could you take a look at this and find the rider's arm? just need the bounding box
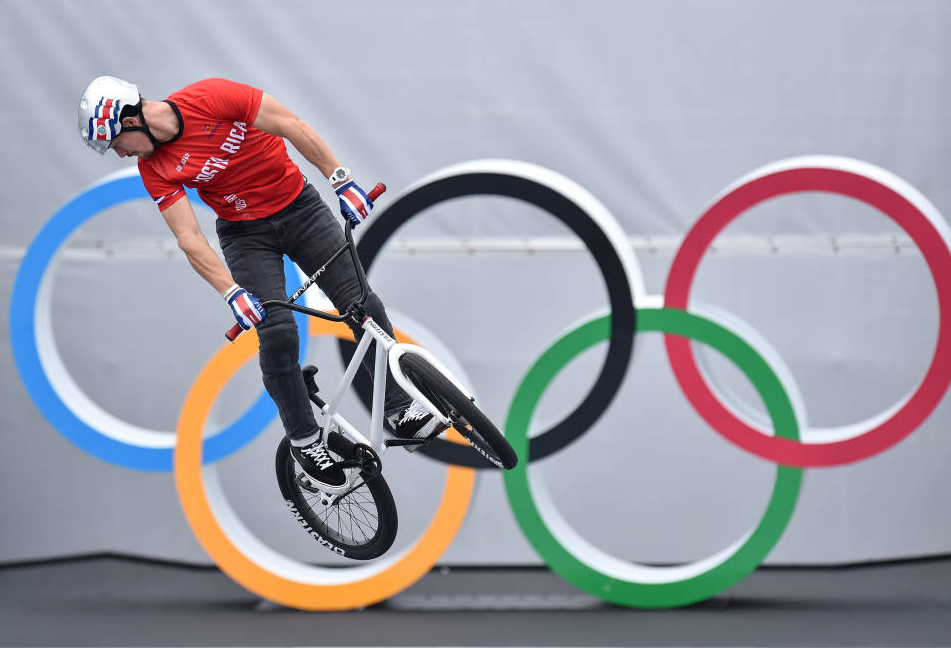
[252,93,345,184]
[159,194,235,295]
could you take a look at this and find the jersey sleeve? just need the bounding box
[200,78,264,126]
[138,159,186,211]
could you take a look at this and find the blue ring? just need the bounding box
[10,171,307,471]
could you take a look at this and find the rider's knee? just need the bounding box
[257,309,300,374]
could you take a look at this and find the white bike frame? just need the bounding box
[226,198,479,498]
[312,314,474,495]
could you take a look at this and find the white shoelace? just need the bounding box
[301,444,335,470]
[400,400,431,423]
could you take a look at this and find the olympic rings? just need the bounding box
[174,318,477,610]
[351,159,645,467]
[16,156,950,610]
[9,168,299,470]
[503,307,802,608]
[664,156,951,467]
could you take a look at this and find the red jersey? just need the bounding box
[138,78,304,220]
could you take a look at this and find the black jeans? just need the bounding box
[216,183,411,442]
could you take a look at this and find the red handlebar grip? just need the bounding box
[368,183,386,201]
[225,323,243,342]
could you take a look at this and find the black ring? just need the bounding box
[339,170,637,468]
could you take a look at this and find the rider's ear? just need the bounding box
[119,102,143,129]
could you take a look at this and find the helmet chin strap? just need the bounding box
[122,100,182,148]
[122,103,160,147]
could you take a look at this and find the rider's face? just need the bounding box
[110,129,154,159]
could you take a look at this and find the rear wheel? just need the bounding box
[398,353,518,470]
[276,432,398,560]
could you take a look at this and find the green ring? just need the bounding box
[502,307,802,608]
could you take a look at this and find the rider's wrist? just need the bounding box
[222,283,241,301]
[327,166,351,187]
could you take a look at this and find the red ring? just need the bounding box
[664,163,951,466]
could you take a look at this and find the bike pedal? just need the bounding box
[403,439,427,453]
[392,422,451,453]
[384,438,427,448]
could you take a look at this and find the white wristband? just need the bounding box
[222,283,240,300]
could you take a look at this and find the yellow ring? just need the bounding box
[174,318,476,610]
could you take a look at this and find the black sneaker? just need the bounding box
[290,435,347,490]
[388,401,443,440]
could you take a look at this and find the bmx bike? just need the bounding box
[225,183,517,560]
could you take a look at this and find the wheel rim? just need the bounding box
[285,451,385,551]
[402,362,506,466]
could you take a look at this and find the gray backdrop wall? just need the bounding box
[2,0,950,568]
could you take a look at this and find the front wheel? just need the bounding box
[398,353,518,470]
[275,432,398,560]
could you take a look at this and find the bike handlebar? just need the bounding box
[225,182,386,342]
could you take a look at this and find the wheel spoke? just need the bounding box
[291,478,382,547]
[282,435,397,558]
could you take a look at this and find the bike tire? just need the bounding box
[398,352,518,470]
[275,432,398,560]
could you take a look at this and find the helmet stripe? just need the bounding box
[88,98,123,141]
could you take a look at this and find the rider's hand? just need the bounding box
[223,284,267,330]
[335,180,373,227]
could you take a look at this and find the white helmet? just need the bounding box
[78,76,141,154]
